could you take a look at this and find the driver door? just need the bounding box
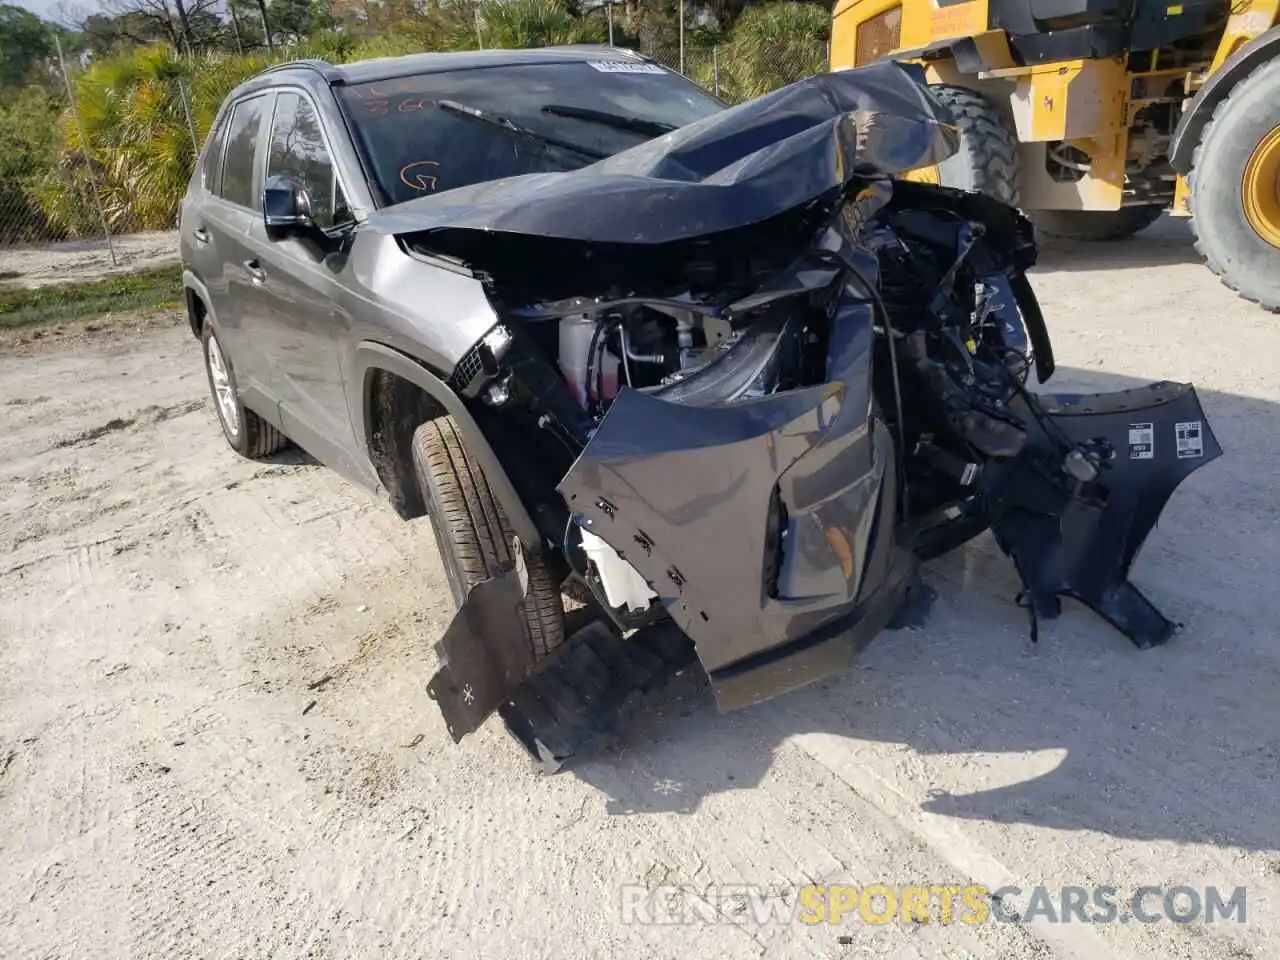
[241,89,361,475]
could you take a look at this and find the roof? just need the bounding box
[262,45,652,88]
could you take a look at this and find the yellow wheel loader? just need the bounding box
[830,0,1280,309]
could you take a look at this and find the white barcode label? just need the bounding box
[587,60,666,74]
[1175,420,1204,459]
[1128,423,1154,460]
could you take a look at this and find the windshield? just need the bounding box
[337,60,725,206]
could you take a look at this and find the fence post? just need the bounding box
[679,0,685,74]
[178,77,199,156]
[713,46,720,97]
[475,8,484,48]
[55,32,116,266]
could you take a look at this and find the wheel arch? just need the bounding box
[352,341,541,550]
[182,269,213,340]
[1170,25,1280,175]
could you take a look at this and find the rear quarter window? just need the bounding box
[200,109,230,195]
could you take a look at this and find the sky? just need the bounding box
[11,0,88,25]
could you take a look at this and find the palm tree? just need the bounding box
[468,0,604,50]
[718,2,829,102]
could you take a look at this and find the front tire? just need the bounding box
[411,416,566,659]
[1032,205,1164,241]
[201,324,287,459]
[1188,56,1280,312]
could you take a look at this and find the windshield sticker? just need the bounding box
[587,60,666,74]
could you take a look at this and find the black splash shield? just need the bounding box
[985,380,1223,647]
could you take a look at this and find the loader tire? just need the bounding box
[929,84,1021,207]
[1032,205,1164,241]
[1187,56,1280,312]
[411,416,565,659]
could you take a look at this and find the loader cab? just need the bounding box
[835,0,1228,66]
[989,0,1228,63]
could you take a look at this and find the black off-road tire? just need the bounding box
[1187,57,1280,312]
[200,324,288,459]
[411,416,565,658]
[1033,206,1164,241]
[929,84,1021,207]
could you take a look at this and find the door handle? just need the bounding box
[243,259,266,284]
[192,225,210,244]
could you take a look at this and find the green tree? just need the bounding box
[469,0,604,50]
[0,4,54,94]
[0,84,62,242]
[269,0,332,42]
[717,1,829,101]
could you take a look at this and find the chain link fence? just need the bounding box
[642,44,728,100]
[0,38,202,287]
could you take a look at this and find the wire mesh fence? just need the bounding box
[0,43,204,285]
[641,44,727,100]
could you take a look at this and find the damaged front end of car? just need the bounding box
[368,61,1221,752]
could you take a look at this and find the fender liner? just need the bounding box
[182,269,214,339]
[1169,25,1280,175]
[351,340,541,551]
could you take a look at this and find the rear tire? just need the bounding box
[201,324,287,459]
[1187,56,1280,312]
[1032,206,1164,241]
[929,84,1021,206]
[411,416,565,659]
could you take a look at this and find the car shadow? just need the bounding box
[1032,215,1202,273]
[564,365,1280,854]
[260,445,321,467]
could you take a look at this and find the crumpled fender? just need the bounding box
[556,287,918,705]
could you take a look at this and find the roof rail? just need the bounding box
[259,58,342,82]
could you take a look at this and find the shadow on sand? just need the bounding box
[564,363,1280,856]
[1033,215,1202,273]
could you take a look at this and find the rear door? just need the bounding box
[202,91,277,402]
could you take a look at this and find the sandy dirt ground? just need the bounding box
[0,231,178,288]
[1,217,1278,960]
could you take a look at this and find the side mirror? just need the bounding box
[263,175,314,240]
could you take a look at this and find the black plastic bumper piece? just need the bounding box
[498,620,698,770]
[986,380,1222,649]
[426,570,539,743]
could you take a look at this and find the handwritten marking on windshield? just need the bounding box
[397,97,433,114]
[400,160,440,192]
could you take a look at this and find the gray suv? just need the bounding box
[182,47,1219,763]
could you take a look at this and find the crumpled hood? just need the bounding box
[361,60,959,246]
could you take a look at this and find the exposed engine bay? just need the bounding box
[456,182,1053,623]
[372,62,1222,752]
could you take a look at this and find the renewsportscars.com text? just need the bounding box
[620,883,1247,926]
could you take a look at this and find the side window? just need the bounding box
[266,92,352,230]
[201,109,229,195]
[219,94,271,210]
